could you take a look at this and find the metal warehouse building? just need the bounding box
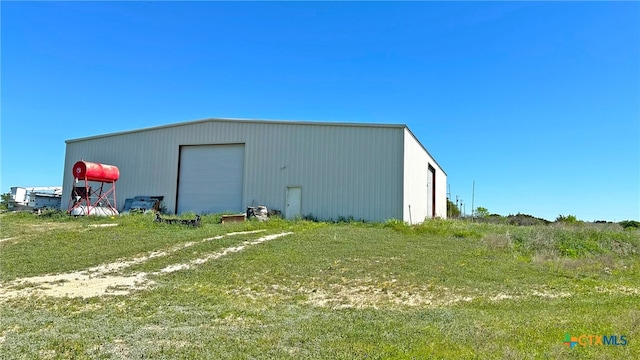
[62,118,447,223]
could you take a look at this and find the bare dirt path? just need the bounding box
[0,230,292,300]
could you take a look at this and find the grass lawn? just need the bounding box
[1,212,639,359]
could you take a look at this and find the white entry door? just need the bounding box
[286,187,301,219]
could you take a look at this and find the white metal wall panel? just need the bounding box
[403,129,429,224]
[402,128,447,223]
[177,144,244,214]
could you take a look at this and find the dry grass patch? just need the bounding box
[482,233,513,250]
[305,282,474,309]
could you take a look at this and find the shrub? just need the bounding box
[475,213,549,226]
[0,192,9,210]
[556,214,579,224]
[508,213,550,226]
[447,199,461,218]
[475,207,490,218]
[619,220,640,230]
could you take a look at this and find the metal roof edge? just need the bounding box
[402,126,447,176]
[65,117,407,143]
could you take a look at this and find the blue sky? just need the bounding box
[2,1,638,221]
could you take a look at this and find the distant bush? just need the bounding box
[508,213,550,226]
[475,207,490,218]
[475,213,549,226]
[619,220,640,230]
[0,192,9,210]
[556,214,579,224]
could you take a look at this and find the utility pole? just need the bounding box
[447,184,451,218]
[471,181,475,219]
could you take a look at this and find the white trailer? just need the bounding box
[9,186,62,210]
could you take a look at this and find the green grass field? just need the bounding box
[1,212,639,359]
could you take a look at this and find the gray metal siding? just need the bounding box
[244,123,404,222]
[63,121,404,222]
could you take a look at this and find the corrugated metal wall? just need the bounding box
[402,128,447,223]
[62,120,405,222]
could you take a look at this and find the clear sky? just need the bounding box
[2,1,639,221]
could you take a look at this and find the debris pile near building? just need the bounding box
[154,213,201,227]
[247,206,269,221]
[218,206,272,224]
[122,196,164,214]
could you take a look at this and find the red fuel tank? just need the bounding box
[72,161,120,182]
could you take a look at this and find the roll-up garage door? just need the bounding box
[177,144,244,214]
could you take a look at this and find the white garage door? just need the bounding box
[177,144,244,214]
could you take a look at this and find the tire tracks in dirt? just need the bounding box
[0,230,292,300]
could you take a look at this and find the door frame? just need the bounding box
[285,186,302,219]
[428,164,436,218]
